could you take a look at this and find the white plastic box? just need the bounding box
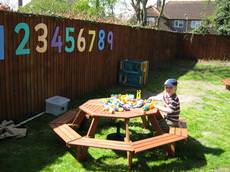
[46,96,70,116]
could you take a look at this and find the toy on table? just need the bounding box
[100,90,155,114]
[142,99,155,111]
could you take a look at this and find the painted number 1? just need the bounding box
[0,25,4,60]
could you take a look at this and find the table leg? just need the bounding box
[77,116,100,161]
[148,114,162,135]
[124,119,133,168]
[141,116,150,129]
[87,116,100,137]
[69,110,85,129]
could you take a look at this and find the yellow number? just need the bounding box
[77,28,86,52]
[88,30,96,52]
[35,23,48,53]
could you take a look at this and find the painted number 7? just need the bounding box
[88,30,96,52]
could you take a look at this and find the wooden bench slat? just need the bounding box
[52,124,73,143]
[176,127,182,136]
[132,133,173,146]
[169,127,176,134]
[51,123,81,143]
[132,134,180,149]
[133,135,184,153]
[69,137,133,151]
[180,128,188,137]
[50,110,77,124]
[169,127,188,138]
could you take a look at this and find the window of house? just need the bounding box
[173,20,184,28]
[191,21,201,29]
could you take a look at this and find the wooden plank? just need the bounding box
[132,134,175,146]
[51,123,81,143]
[180,128,188,138]
[69,137,133,151]
[87,116,100,138]
[50,109,78,124]
[133,135,184,153]
[148,115,162,135]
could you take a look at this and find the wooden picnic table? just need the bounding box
[50,98,188,168]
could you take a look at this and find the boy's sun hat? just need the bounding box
[164,79,178,87]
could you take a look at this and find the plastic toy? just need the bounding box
[101,92,154,114]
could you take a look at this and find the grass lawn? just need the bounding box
[0,60,230,172]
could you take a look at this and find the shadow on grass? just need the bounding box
[0,115,68,172]
[79,136,224,172]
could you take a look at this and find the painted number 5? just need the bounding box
[35,23,48,53]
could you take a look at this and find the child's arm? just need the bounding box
[148,94,163,101]
[155,104,174,114]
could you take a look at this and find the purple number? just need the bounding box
[51,26,62,53]
[107,31,113,50]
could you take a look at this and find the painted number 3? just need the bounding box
[35,23,48,53]
[14,23,114,56]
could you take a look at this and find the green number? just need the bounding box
[14,23,30,55]
[65,27,75,53]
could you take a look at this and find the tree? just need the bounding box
[156,0,166,29]
[214,0,230,35]
[131,0,148,26]
[194,1,230,35]
[19,0,117,18]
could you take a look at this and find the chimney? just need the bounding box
[157,0,162,9]
[18,0,23,7]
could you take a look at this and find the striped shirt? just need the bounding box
[163,93,180,122]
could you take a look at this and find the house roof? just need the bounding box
[147,1,215,20]
[147,5,160,17]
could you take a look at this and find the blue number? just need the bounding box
[65,27,75,53]
[0,25,4,60]
[98,29,105,51]
[14,23,30,55]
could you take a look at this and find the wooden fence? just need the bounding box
[0,11,229,121]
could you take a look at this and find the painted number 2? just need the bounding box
[14,23,30,55]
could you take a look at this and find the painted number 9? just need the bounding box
[107,31,113,50]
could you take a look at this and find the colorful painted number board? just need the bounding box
[10,22,113,56]
[0,25,4,60]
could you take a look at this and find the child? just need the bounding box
[149,79,180,133]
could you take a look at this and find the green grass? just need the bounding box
[0,60,230,172]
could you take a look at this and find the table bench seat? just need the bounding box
[132,133,186,153]
[50,109,78,125]
[68,137,134,151]
[50,123,82,143]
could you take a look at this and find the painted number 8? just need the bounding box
[98,29,105,51]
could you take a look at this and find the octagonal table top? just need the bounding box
[79,98,158,119]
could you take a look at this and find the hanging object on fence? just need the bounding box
[119,59,149,88]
